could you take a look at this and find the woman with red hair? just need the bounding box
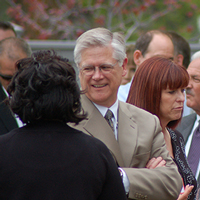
[127,56,197,200]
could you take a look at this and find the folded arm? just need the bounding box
[123,116,182,200]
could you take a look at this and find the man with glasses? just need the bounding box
[177,50,200,188]
[0,37,31,135]
[71,27,182,200]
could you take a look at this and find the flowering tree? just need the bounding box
[6,0,200,41]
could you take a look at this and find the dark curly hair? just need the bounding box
[6,50,87,124]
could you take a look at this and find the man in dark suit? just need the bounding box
[71,27,182,200]
[177,51,200,185]
[0,37,31,135]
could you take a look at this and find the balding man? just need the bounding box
[0,37,32,135]
[0,21,16,41]
[118,30,174,102]
[177,51,200,186]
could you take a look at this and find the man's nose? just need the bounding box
[187,79,192,89]
[92,67,103,80]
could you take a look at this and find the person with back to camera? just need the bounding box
[0,50,127,200]
[127,56,197,200]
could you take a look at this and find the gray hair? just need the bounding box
[74,27,126,67]
[0,37,32,60]
[191,50,200,61]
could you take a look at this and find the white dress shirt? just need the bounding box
[93,99,130,194]
[117,81,131,102]
[185,114,200,180]
[2,86,24,128]
[93,100,118,140]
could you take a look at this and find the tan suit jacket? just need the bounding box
[70,95,182,200]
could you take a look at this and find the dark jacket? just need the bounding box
[176,113,200,186]
[0,84,18,135]
[0,120,126,200]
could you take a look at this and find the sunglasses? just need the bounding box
[0,73,13,81]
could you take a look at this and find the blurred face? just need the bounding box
[121,64,135,85]
[186,58,200,115]
[0,53,27,90]
[0,29,16,41]
[159,87,185,127]
[79,45,127,107]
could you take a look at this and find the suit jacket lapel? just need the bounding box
[81,95,125,167]
[182,114,196,143]
[118,101,138,167]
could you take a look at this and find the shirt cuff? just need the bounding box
[118,167,130,194]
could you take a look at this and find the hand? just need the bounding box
[146,157,166,169]
[177,185,194,200]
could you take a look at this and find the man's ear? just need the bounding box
[122,57,127,77]
[175,54,184,66]
[133,50,144,67]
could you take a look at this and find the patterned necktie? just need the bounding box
[104,109,114,132]
[187,120,200,175]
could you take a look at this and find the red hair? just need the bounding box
[126,56,189,129]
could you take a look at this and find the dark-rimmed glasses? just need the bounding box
[79,61,118,76]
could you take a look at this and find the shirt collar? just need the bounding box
[196,114,200,123]
[2,86,8,97]
[93,100,119,120]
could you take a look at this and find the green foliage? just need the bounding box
[1,0,200,43]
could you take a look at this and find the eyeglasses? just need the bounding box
[80,62,118,76]
[0,73,13,81]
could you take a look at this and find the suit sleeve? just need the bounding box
[123,116,182,200]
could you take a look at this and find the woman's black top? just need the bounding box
[168,128,197,200]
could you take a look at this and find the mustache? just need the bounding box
[186,88,194,96]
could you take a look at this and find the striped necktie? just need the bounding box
[104,109,114,132]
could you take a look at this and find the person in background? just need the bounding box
[127,56,197,200]
[0,37,32,135]
[0,50,127,200]
[118,30,174,102]
[176,50,200,187]
[191,50,200,60]
[0,21,16,41]
[168,31,192,117]
[168,31,191,69]
[71,27,182,200]
[121,44,136,85]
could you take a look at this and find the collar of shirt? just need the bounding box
[1,85,24,128]
[185,114,200,155]
[188,114,200,142]
[185,114,200,179]
[2,86,8,96]
[93,100,119,140]
[93,100,118,121]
